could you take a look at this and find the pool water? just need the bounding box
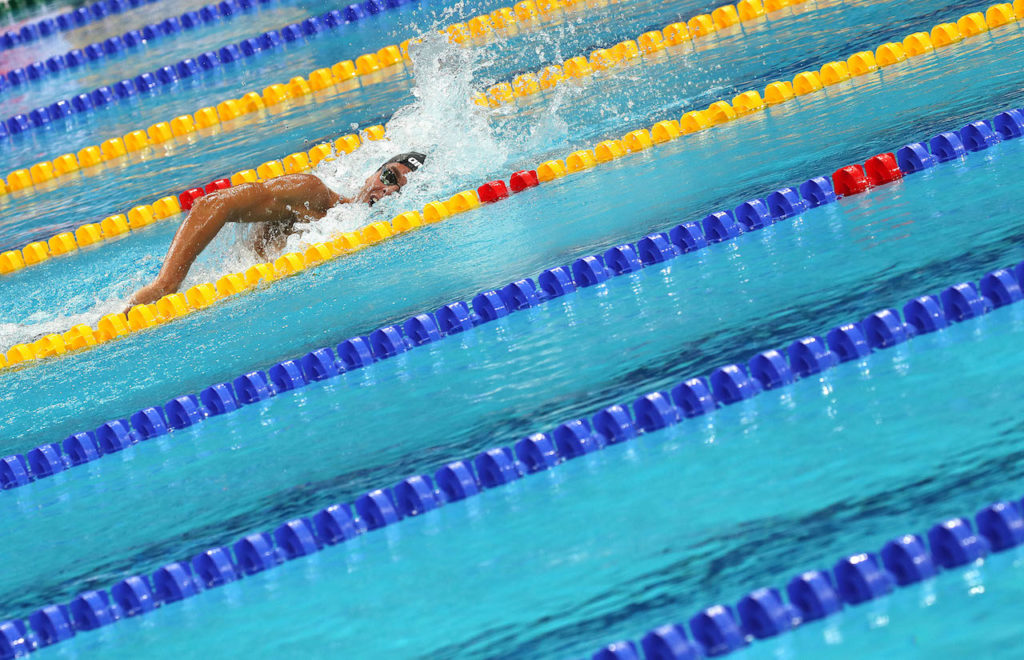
[6,1,1024,443]
[0,0,994,247]
[2,0,1024,656]
[32,298,1024,657]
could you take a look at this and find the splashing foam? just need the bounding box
[270,31,509,255]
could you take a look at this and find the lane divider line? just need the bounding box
[473,0,818,107]
[0,0,151,52]
[0,0,627,198]
[588,496,1024,658]
[3,255,1022,656]
[0,0,287,90]
[1,0,1010,281]
[3,105,1021,491]
[0,0,801,270]
[1,0,1019,367]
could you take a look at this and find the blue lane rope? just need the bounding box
[3,107,1023,490]
[2,254,1023,655]
[0,0,166,53]
[0,0,289,93]
[0,0,418,143]
[588,499,1023,659]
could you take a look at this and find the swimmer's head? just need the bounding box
[356,151,426,207]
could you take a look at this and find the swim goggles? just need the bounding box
[379,166,400,187]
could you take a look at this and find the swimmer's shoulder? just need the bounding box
[197,180,288,224]
[264,173,347,208]
[210,174,347,216]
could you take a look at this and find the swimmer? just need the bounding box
[127,151,426,307]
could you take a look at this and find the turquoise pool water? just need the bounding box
[0,0,989,246]
[4,0,1021,442]
[31,297,1024,657]
[2,0,1024,656]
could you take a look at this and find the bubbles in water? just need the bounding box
[0,279,135,346]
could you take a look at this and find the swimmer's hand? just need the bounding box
[126,278,174,310]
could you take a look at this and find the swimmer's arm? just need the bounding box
[129,183,281,305]
[129,175,345,306]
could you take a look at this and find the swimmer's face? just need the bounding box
[355,162,413,207]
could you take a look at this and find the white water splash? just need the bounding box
[273,29,511,253]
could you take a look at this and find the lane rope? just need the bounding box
[1,5,1017,369]
[3,254,1022,656]
[588,495,1024,658]
[0,0,627,198]
[2,104,1021,492]
[0,0,907,276]
[0,0,289,87]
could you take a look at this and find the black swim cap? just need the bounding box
[381,151,426,171]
